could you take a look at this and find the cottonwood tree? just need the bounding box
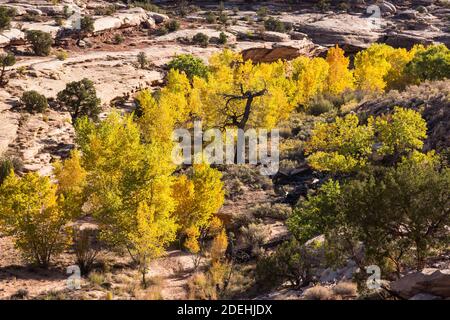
[76,113,178,286]
[305,107,427,173]
[0,172,73,267]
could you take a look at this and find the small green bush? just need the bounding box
[26,30,53,56]
[193,32,209,48]
[264,17,292,33]
[165,19,180,32]
[21,90,48,113]
[218,32,228,45]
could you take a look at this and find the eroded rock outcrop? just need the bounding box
[390,269,450,299]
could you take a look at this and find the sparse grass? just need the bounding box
[88,271,105,286]
[332,281,358,297]
[303,286,333,300]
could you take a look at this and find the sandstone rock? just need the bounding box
[390,268,450,299]
[155,28,236,44]
[289,31,308,40]
[21,22,62,38]
[380,1,397,15]
[149,12,170,24]
[395,10,418,20]
[241,39,325,63]
[295,14,382,52]
[93,17,122,33]
[262,31,290,42]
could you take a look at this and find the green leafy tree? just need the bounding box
[405,44,450,82]
[0,6,16,31]
[26,30,53,56]
[167,54,209,81]
[0,52,15,86]
[57,78,101,122]
[288,156,449,275]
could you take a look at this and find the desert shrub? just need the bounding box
[157,26,168,35]
[165,19,180,32]
[205,11,216,24]
[264,17,291,33]
[132,1,164,13]
[167,54,209,81]
[73,227,100,275]
[55,50,69,61]
[307,95,334,116]
[218,32,228,45]
[80,16,95,35]
[222,165,273,191]
[256,238,324,289]
[405,44,450,82]
[240,223,269,257]
[0,6,16,31]
[113,34,125,44]
[332,281,357,297]
[55,17,65,26]
[316,0,331,11]
[88,271,105,286]
[26,30,53,56]
[94,5,117,16]
[57,78,101,122]
[217,12,228,25]
[137,51,148,69]
[193,32,209,47]
[0,157,22,185]
[0,52,15,86]
[303,286,333,300]
[21,90,48,113]
[252,203,292,220]
[256,6,268,19]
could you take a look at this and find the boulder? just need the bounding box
[241,38,325,63]
[390,268,450,299]
[262,31,290,42]
[149,12,170,24]
[0,29,25,47]
[93,17,122,33]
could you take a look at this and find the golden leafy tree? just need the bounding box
[306,107,428,173]
[325,45,354,95]
[291,56,329,109]
[75,112,178,280]
[130,201,177,287]
[173,162,225,259]
[0,172,72,266]
[305,113,374,173]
